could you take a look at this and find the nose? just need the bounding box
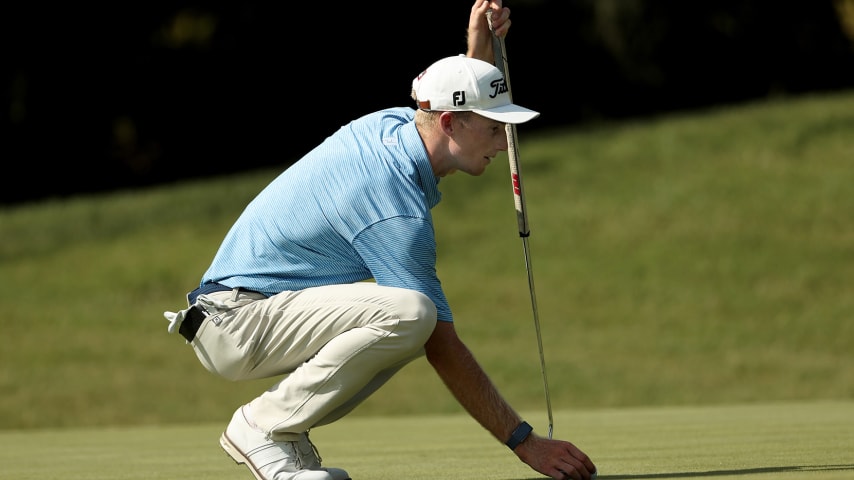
[497,129,508,151]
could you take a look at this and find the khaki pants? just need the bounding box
[190,282,437,440]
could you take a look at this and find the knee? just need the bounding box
[394,289,437,345]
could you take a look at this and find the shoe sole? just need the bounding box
[220,431,267,480]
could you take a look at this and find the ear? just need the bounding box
[438,111,456,135]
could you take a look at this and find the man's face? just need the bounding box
[448,113,508,176]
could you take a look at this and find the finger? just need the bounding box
[556,467,579,480]
[566,444,597,474]
[557,453,596,480]
[549,456,589,480]
[474,0,491,17]
[557,464,594,480]
[489,8,511,36]
[493,16,511,37]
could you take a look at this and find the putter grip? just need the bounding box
[487,10,529,237]
[507,124,530,236]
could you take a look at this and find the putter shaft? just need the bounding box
[487,9,554,439]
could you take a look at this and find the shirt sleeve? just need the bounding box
[352,215,453,322]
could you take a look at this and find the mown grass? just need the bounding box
[1,90,852,430]
[0,402,852,479]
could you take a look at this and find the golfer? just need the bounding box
[164,1,597,479]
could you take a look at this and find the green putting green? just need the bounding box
[1,401,851,480]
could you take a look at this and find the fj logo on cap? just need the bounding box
[453,91,466,106]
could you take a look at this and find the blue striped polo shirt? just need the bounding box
[201,107,454,322]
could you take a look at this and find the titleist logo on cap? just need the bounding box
[489,78,508,98]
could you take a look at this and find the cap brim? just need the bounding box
[473,103,540,124]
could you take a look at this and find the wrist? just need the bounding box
[505,421,533,450]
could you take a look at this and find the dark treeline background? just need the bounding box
[4,0,854,206]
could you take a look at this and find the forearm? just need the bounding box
[466,15,495,64]
[425,322,597,479]
[425,325,521,444]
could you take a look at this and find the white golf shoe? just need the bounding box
[220,406,350,480]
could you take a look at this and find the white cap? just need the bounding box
[411,55,540,124]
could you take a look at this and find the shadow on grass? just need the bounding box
[587,463,854,479]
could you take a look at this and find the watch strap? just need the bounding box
[505,421,533,450]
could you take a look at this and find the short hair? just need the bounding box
[414,109,479,130]
[414,109,441,130]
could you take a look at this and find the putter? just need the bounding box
[487,10,554,439]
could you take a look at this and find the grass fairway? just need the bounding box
[0,401,851,479]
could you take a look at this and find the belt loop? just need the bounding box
[230,287,240,302]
